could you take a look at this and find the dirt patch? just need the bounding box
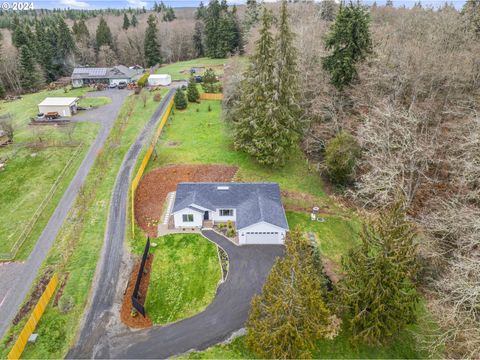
[321,255,342,285]
[120,254,154,329]
[135,164,238,236]
[164,140,180,147]
[281,190,332,214]
[53,272,70,306]
[12,267,54,325]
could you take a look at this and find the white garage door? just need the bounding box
[245,231,281,245]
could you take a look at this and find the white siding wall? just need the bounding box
[211,208,236,223]
[173,208,203,228]
[238,222,286,245]
[38,105,73,117]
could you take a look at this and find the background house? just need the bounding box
[38,97,79,117]
[71,65,144,88]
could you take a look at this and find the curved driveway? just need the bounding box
[71,230,283,359]
[0,89,131,340]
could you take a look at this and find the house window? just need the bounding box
[219,209,234,217]
[182,214,194,222]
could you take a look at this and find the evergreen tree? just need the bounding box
[195,1,206,20]
[144,14,162,67]
[338,200,418,345]
[123,13,130,30]
[162,7,176,22]
[96,17,113,49]
[0,80,5,99]
[325,131,361,185]
[73,19,89,41]
[18,45,43,91]
[35,21,55,81]
[246,230,336,358]
[56,17,75,64]
[322,2,372,90]
[204,0,222,57]
[319,0,338,21]
[244,0,259,31]
[385,0,394,6]
[174,88,187,109]
[193,21,204,57]
[187,77,200,102]
[462,0,480,36]
[131,14,138,27]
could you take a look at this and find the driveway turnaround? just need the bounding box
[0,89,131,340]
[70,229,284,359]
[67,89,177,358]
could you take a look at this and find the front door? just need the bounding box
[204,211,209,220]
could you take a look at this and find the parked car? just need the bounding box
[108,83,117,88]
[117,81,127,89]
[194,76,203,83]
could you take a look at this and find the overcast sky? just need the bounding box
[22,0,467,10]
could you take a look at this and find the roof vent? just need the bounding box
[217,186,229,190]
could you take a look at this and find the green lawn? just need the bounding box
[145,234,222,324]
[156,58,231,80]
[77,96,111,107]
[146,100,329,200]
[287,211,361,262]
[0,90,167,359]
[0,88,99,259]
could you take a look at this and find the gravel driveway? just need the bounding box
[0,89,131,340]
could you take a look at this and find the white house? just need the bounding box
[38,97,79,117]
[148,74,172,86]
[172,182,289,245]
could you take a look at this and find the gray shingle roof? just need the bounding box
[72,65,138,80]
[173,182,289,230]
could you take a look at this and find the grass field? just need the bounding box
[0,88,99,259]
[0,90,168,359]
[145,234,222,325]
[77,96,111,107]
[156,58,231,80]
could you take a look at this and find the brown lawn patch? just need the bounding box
[120,254,154,329]
[134,164,238,236]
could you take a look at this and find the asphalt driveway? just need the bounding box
[0,89,131,340]
[70,230,284,358]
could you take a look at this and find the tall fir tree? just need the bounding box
[144,14,162,67]
[122,13,130,30]
[56,17,75,70]
[193,21,204,57]
[195,1,206,20]
[338,200,419,345]
[233,2,301,167]
[96,17,113,50]
[204,0,222,57]
[462,0,480,36]
[244,0,260,31]
[322,2,372,90]
[73,19,90,41]
[131,14,138,27]
[246,230,336,358]
[18,45,43,91]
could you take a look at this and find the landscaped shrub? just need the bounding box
[324,131,361,186]
[58,295,75,313]
[187,77,200,102]
[174,89,187,110]
[201,68,220,93]
[37,311,67,353]
[137,73,149,87]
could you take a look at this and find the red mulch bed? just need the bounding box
[120,254,154,329]
[134,164,238,236]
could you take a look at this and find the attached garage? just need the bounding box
[38,97,79,117]
[239,221,286,245]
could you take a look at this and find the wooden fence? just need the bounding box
[199,93,223,100]
[8,274,59,360]
[131,97,174,239]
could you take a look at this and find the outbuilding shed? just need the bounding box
[148,74,172,86]
[38,97,79,117]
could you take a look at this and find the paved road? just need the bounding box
[67,89,176,358]
[0,89,131,340]
[70,228,284,358]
